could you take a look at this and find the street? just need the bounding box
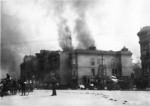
[0,90,150,106]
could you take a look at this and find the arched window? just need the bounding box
[72,58,75,64]
[91,58,95,65]
[111,59,114,66]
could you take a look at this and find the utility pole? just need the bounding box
[101,52,105,77]
[101,52,106,89]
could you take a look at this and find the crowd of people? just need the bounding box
[0,74,58,97]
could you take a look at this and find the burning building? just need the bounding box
[68,46,133,88]
[20,50,60,85]
[20,46,133,88]
[20,0,133,87]
[20,55,37,82]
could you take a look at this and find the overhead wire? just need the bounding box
[1,39,57,47]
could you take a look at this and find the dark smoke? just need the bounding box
[53,1,73,51]
[1,11,25,79]
[75,18,95,49]
[52,0,96,50]
[72,0,96,49]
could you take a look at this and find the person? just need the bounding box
[20,80,26,96]
[0,81,4,97]
[12,79,17,95]
[51,76,57,96]
[131,72,134,79]
[1,80,7,97]
[6,74,11,85]
[6,74,11,81]
[6,74,10,79]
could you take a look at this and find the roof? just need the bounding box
[70,49,132,55]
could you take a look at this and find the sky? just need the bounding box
[1,0,150,79]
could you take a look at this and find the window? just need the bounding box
[111,59,114,66]
[149,65,150,72]
[103,59,105,65]
[103,69,106,76]
[99,59,102,65]
[112,69,117,76]
[91,58,95,65]
[142,44,148,55]
[97,58,100,64]
[73,71,76,76]
[91,69,95,76]
[72,58,75,64]
[73,70,76,76]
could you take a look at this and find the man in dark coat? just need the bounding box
[6,74,11,84]
[12,79,17,95]
[0,81,4,97]
[20,80,26,96]
[51,76,57,96]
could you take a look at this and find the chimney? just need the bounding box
[88,46,96,50]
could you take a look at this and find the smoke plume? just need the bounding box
[58,22,73,51]
[72,0,96,49]
[1,13,25,79]
[54,0,96,50]
[52,1,73,51]
[75,18,95,49]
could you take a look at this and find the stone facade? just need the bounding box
[137,26,150,86]
[68,47,133,85]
